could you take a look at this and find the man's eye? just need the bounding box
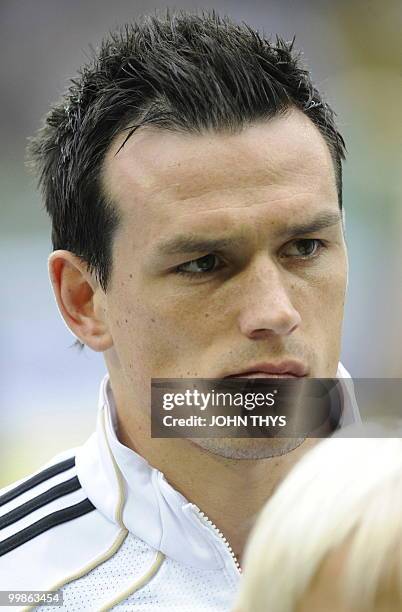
[175,254,221,277]
[281,239,324,258]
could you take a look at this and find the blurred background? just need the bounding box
[1,0,401,487]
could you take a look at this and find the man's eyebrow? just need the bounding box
[155,211,342,257]
[280,210,342,238]
[156,235,241,257]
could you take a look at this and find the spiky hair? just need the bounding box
[28,10,346,292]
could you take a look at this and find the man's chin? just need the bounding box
[188,437,306,460]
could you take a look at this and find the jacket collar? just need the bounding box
[76,376,224,569]
[76,364,360,569]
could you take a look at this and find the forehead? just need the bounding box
[102,108,338,241]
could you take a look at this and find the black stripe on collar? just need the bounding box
[0,476,81,530]
[0,498,95,557]
[0,457,75,507]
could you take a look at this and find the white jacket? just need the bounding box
[0,365,359,611]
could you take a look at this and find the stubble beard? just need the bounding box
[190,437,306,459]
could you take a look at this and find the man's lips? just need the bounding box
[226,373,302,379]
[223,361,308,378]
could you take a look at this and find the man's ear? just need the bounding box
[48,250,113,352]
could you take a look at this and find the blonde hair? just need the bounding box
[235,423,402,612]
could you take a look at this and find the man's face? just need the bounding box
[100,108,347,454]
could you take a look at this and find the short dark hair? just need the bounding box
[28,10,346,293]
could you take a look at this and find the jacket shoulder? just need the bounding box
[0,448,120,592]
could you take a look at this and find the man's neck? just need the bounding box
[116,406,317,564]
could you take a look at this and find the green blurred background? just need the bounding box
[1,0,401,487]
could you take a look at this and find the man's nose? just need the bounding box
[237,260,301,339]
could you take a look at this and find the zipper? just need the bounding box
[193,506,242,573]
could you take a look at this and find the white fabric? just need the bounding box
[44,533,237,612]
[0,362,359,611]
[45,534,158,612]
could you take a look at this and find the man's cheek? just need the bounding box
[319,268,347,305]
